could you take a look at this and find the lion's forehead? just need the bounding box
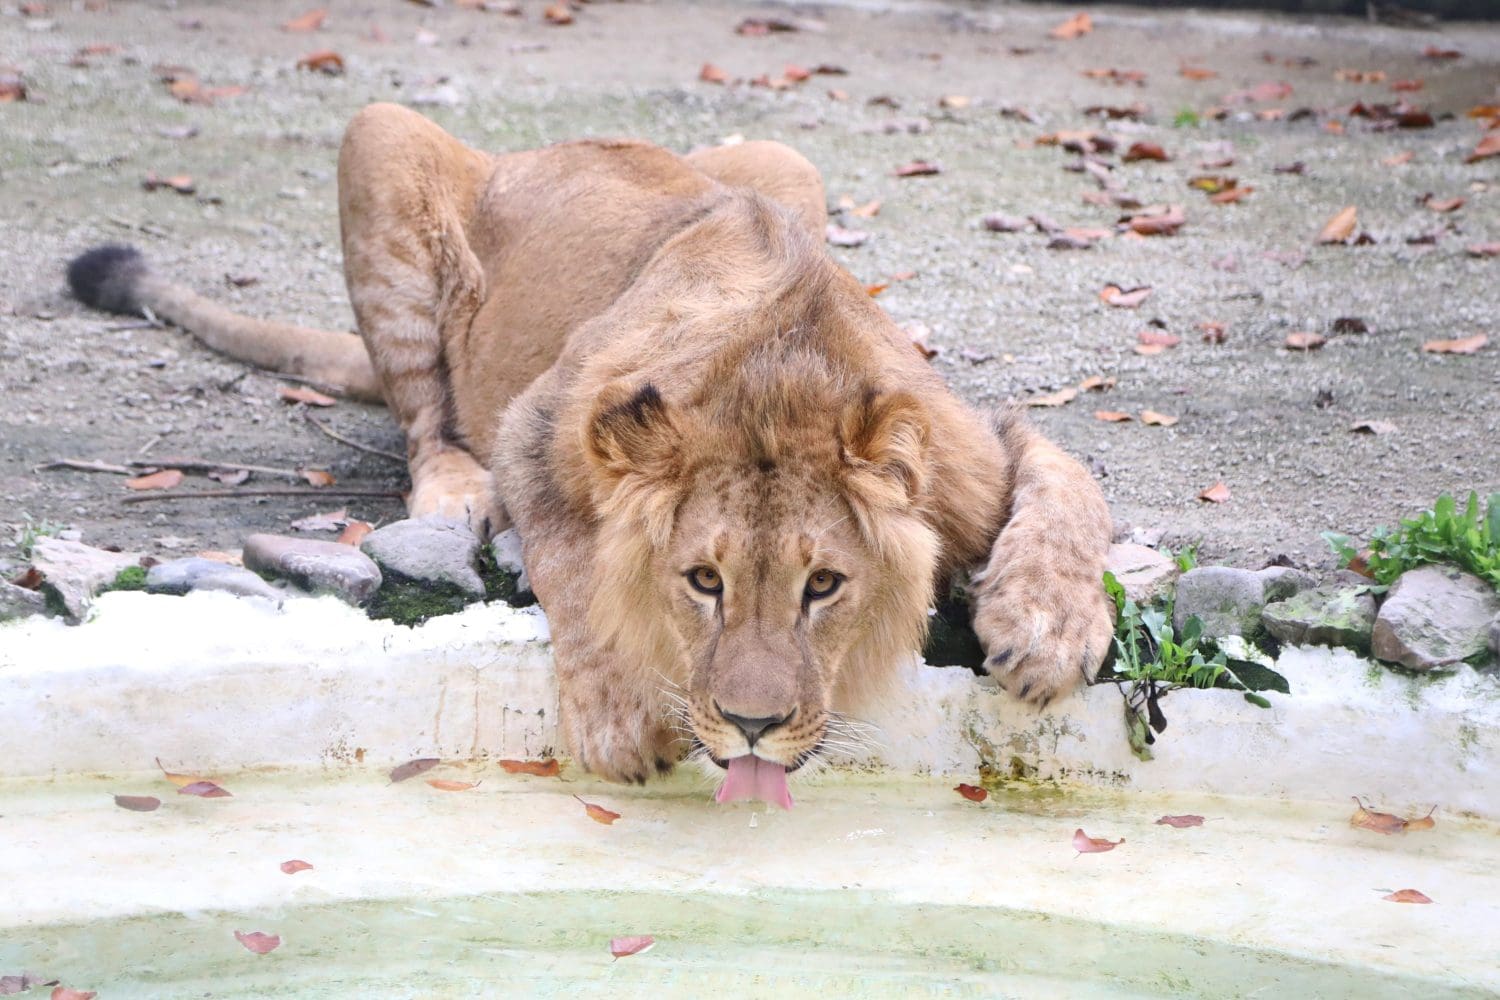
[680,463,854,566]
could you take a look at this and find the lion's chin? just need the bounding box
[713,754,794,810]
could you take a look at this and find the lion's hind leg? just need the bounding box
[685,141,827,239]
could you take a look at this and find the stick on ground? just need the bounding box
[304,414,405,463]
[122,488,407,504]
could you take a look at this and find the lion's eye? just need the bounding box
[688,566,723,596]
[805,570,842,600]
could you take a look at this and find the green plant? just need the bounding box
[13,516,66,559]
[1165,543,1199,573]
[1172,108,1200,128]
[1324,491,1500,590]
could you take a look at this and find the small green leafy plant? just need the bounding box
[13,516,66,559]
[1324,491,1500,591]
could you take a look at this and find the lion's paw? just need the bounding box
[409,450,504,540]
[559,681,680,785]
[972,564,1114,708]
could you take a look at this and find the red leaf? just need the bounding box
[575,794,621,825]
[1140,410,1179,427]
[1198,481,1231,504]
[1049,12,1092,40]
[698,63,728,84]
[234,931,281,955]
[894,160,942,177]
[336,520,373,546]
[1421,334,1487,355]
[1094,411,1132,423]
[1100,284,1153,308]
[300,469,336,487]
[178,780,232,798]
[296,50,344,75]
[1125,205,1185,236]
[1122,141,1170,163]
[1422,195,1464,214]
[1466,133,1500,164]
[498,758,562,778]
[1072,828,1124,854]
[125,469,184,491]
[389,758,441,783]
[610,935,656,959]
[1465,242,1500,258]
[954,783,988,802]
[1383,889,1433,904]
[281,8,327,32]
[543,4,573,25]
[113,794,161,812]
[1137,329,1180,349]
[1316,205,1358,245]
[1155,814,1204,828]
[1421,46,1461,60]
[279,386,337,407]
[280,859,314,875]
[427,778,481,791]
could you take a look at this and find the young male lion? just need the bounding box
[68,104,1113,803]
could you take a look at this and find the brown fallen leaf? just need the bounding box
[1198,321,1228,344]
[1422,333,1487,355]
[1025,387,1079,408]
[0,72,26,103]
[1331,317,1369,334]
[142,172,196,195]
[1198,481,1231,504]
[1100,284,1153,308]
[300,469,336,488]
[1138,329,1180,349]
[938,95,971,109]
[113,794,161,812]
[954,783,988,802]
[894,160,942,177]
[1406,809,1437,831]
[1422,195,1464,214]
[234,931,281,955]
[1421,45,1461,60]
[1122,141,1170,163]
[389,757,441,783]
[1078,375,1117,392]
[1350,420,1397,435]
[1380,151,1415,167]
[1391,78,1424,92]
[1140,410,1179,427]
[426,779,481,791]
[1125,205,1185,236]
[610,935,656,959]
[291,507,348,532]
[575,794,621,825]
[1285,331,1326,351]
[280,860,314,875]
[179,780,232,798]
[698,63,728,84]
[1349,796,1436,834]
[126,469,185,491]
[1155,814,1204,827]
[281,7,327,32]
[825,224,869,248]
[155,756,206,787]
[336,520,373,546]
[1465,242,1500,258]
[1210,186,1254,205]
[1094,411,1132,422]
[499,758,562,778]
[279,386,337,407]
[1316,206,1358,244]
[1383,889,1433,904]
[1049,12,1092,40]
[296,50,344,75]
[50,990,96,1000]
[209,467,250,486]
[1180,65,1217,80]
[1073,828,1124,854]
[542,3,573,25]
[1226,80,1292,103]
[865,283,888,297]
[902,321,938,360]
[849,199,881,218]
[1465,133,1500,164]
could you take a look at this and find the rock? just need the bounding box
[30,538,142,621]
[1262,585,1377,654]
[1106,542,1179,603]
[1371,565,1500,670]
[360,517,484,596]
[1490,614,1500,658]
[1173,565,1315,641]
[242,534,382,605]
[146,557,283,601]
[0,578,48,621]
[489,528,531,595]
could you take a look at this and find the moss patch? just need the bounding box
[98,565,147,594]
[366,572,479,627]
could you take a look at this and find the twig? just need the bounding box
[123,488,407,504]
[137,434,163,456]
[128,456,308,480]
[35,458,134,475]
[103,320,161,332]
[304,413,405,463]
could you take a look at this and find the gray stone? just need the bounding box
[360,516,484,596]
[1105,542,1179,604]
[1173,565,1316,641]
[146,557,283,601]
[0,578,48,621]
[489,527,530,594]
[1262,585,1377,653]
[30,537,142,620]
[1371,565,1500,671]
[1490,614,1500,658]
[243,534,382,605]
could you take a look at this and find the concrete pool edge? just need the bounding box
[2,589,1497,818]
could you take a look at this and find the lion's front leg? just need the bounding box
[970,414,1114,707]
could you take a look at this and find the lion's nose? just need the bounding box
[717,706,793,748]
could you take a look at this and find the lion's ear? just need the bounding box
[839,388,930,509]
[584,381,680,487]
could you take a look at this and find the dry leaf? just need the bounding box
[1349,796,1412,834]
[1423,195,1464,213]
[894,160,942,177]
[1155,814,1204,827]
[954,783,988,802]
[426,779,481,791]
[296,50,345,75]
[1079,375,1117,392]
[1406,809,1437,831]
[1122,141,1170,163]
[1094,411,1132,422]
[1422,46,1461,60]
[1134,343,1167,356]
[1421,334,1487,355]
[280,860,314,875]
[498,758,562,778]
[938,95,971,109]
[1210,186,1254,205]
[279,386,336,407]
[300,469,336,487]
[1141,410,1179,427]
[1226,80,1293,103]
[783,64,811,83]
[1073,828,1124,854]
[1350,420,1397,435]
[209,467,250,486]
[698,63,728,84]
[1317,206,1358,244]
[390,757,441,783]
[113,794,161,812]
[281,8,327,31]
[1198,481,1231,503]
[142,172,196,195]
[610,935,656,959]
[865,283,888,297]
[1049,12,1092,40]
[179,780,232,798]
[49,990,96,1000]
[1125,206,1185,236]
[850,199,881,218]
[1100,284,1153,308]
[1465,242,1500,258]
[542,4,573,25]
[1381,151,1415,167]
[1285,332,1326,351]
[903,321,938,360]
[1198,321,1227,344]
[575,794,621,825]
[1026,387,1079,408]
[291,508,348,532]
[825,224,869,247]
[1465,133,1500,164]
[126,469,184,491]
[1180,65,1217,80]
[1331,317,1369,334]
[234,931,281,955]
[1383,889,1433,904]
[155,756,206,787]
[1138,330,1180,349]
[336,520,373,546]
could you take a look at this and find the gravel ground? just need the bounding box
[1,0,1496,574]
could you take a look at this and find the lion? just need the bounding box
[67,103,1114,803]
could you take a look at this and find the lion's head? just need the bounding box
[579,330,941,803]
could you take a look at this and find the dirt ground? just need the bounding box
[1,0,1496,576]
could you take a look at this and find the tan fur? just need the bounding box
[121,104,1115,783]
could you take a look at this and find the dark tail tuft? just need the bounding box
[67,244,148,315]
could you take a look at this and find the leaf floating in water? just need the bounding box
[389,758,441,783]
[610,935,656,959]
[426,779,481,792]
[234,930,281,955]
[1383,889,1433,904]
[178,780,232,798]
[1155,814,1204,828]
[574,794,621,825]
[114,794,161,812]
[498,758,561,778]
[280,860,314,875]
[954,783,988,802]
[1073,828,1124,854]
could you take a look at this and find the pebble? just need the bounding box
[146,557,283,601]
[30,538,142,621]
[0,579,47,621]
[1172,565,1315,641]
[1371,565,1500,670]
[1262,585,1377,654]
[242,534,382,605]
[1105,542,1179,604]
[360,516,485,596]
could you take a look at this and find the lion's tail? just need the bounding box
[66,244,383,404]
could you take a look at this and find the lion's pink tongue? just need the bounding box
[714,755,793,810]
